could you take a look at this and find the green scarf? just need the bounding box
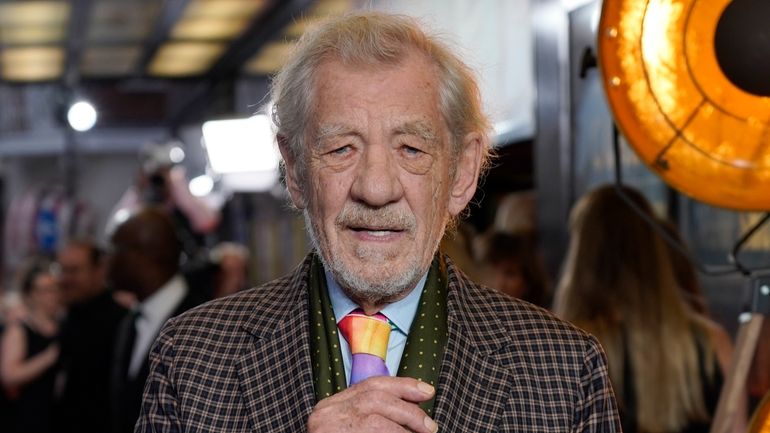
[309,254,448,416]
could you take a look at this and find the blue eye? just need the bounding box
[403,145,422,155]
[330,145,352,155]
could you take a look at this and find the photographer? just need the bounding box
[106,141,221,262]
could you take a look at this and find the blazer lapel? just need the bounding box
[433,263,513,432]
[235,259,316,432]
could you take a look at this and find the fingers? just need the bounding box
[353,376,436,403]
[316,376,434,409]
[308,377,439,433]
[354,388,435,433]
[357,414,412,433]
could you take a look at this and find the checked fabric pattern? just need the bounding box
[338,310,393,385]
[134,252,621,433]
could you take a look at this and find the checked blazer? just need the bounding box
[135,253,621,432]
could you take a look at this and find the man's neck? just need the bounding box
[136,271,178,302]
[356,292,412,315]
[346,283,419,315]
[327,268,430,322]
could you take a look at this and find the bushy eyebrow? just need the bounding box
[314,121,438,145]
[314,124,356,144]
[393,121,437,144]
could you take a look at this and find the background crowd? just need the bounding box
[0,159,249,433]
[0,168,767,433]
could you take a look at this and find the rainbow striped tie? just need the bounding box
[338,310,392,385]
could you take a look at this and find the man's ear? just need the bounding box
[277,134,307,209]
[447,132,484,216]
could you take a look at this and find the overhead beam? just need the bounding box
[63,0,92,85]
[135,0,190,76]
[207,0,314,77]
[62,0,94,197]
[167,0,313,128]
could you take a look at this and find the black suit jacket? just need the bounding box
[55,290,127,433]
[111,288,203,433]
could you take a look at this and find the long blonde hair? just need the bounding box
[554,185,715,433]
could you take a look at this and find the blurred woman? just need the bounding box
[1,258,61,433]
[658,218,710,316]
[554,185,741,433]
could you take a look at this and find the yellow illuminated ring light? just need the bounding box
[599,0,770,211]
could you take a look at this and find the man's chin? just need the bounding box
[349,242,404,261]
[338,277,414,307]
[331,259,424,305]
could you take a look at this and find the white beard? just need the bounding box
[303,203,441,306]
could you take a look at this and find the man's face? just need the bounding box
[57,246,104,305]
[280,52,482,306]
[106,229,142,294]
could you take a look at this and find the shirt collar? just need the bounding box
[325,269,428,336]
[137,274,187,325]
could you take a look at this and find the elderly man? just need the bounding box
[136,12,620,433]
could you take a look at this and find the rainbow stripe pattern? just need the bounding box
[338,310,392,385]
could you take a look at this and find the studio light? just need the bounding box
[189,174,214,197]
[201,115,280,192]
[599,0,770,210]
[202,115,278,173]
[66,100,97,132]
[169,145,186,163]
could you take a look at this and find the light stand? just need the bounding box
[610,122,767,433]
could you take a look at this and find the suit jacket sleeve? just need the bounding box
[134,319,182,433]
[572,335,622,433]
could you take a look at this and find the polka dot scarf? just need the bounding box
[308,254,448,417]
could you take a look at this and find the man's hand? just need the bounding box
[307,376,439,433]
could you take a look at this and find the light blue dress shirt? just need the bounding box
[326,270,428,385]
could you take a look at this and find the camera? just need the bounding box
[140,140,186,204]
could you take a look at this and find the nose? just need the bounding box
[349,144,403,207]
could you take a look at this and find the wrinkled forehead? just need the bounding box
[309,50,440,106]
[305,54,445,135]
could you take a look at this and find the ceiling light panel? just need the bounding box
[284,18,313,39]
[0,1,69,48]
[182,0,265,19]
[309,0,353,17]
[171,17,251,40]
[88,0,161,43]
[284,0,353,38]
[171,0,266,41]
[148,42,226,76]
[0,1,70,27]
[244,0,353,76]
[244,41,294,75]
[0,26,65,45]
[1,47,64,81]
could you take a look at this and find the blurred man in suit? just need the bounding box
[108,207,201,433]
[136,12,621,433]
[54,239,127,433]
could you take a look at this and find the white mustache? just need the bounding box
[335,204,416,232]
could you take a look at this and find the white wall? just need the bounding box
[366,0,535,143]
